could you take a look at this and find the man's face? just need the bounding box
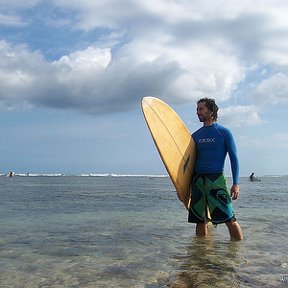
[197,102,213,122]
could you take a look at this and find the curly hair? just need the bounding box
[197,98,218,121]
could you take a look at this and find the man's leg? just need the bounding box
[189,175,207,234]
[226,220,243,240]
[196,222,208,237]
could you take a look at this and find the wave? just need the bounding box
[2,173,168,178]
[80,174,168,178]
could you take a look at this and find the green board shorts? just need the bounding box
[188,173,236,225]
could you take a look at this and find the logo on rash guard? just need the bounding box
[199,138,216,143]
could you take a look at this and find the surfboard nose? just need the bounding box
[142,96,155,107]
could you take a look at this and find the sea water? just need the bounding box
[0,175,287,287]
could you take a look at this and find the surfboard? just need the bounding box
[141,96,196,209]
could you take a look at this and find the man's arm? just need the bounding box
[224,128,239,185]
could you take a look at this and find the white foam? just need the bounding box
[1,173,169,178]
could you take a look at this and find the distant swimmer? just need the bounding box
[250,173,261,182]
[7,171,14,177]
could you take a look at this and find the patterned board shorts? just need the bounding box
[188,173,236,225]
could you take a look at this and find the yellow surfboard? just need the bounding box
[141,96,196,209]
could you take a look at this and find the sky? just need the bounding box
[0,0,288,176]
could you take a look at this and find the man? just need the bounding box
[188,98,243,240]
[250,173,255,181]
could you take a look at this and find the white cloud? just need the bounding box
[115,31,246,101]
[0,38,245,113]
[0,0,41,27]
[239,132,288,150]
[0,41,114,112]
[0,13,26,27]
[54,47,111,71]
[251,73,288,105]
[0,40,46,100]
[1,0,288,114]
[219,106,263,128]
[0,0,40,8]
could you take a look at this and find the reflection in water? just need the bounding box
[170,235,242,288]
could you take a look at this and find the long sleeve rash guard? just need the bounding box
[192,123,239,184]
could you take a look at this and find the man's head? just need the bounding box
[197,98,218,122]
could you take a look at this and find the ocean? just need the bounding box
[0,175,287,288]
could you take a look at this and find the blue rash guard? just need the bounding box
[192,123,239,184]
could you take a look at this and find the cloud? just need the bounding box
[0,40,186,114]
[0,13,26,27]
[250,73,288,105]
[219,105,263,128]
[1,0,288,114]
[55,47,111,70]
[0,41,113,113]
[0,0,40,6]
[0,0,41,27]
[0,40,46,109]
[0,38,245,114]
[239,132,288,150]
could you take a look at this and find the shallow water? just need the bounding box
[0,176,287,287]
